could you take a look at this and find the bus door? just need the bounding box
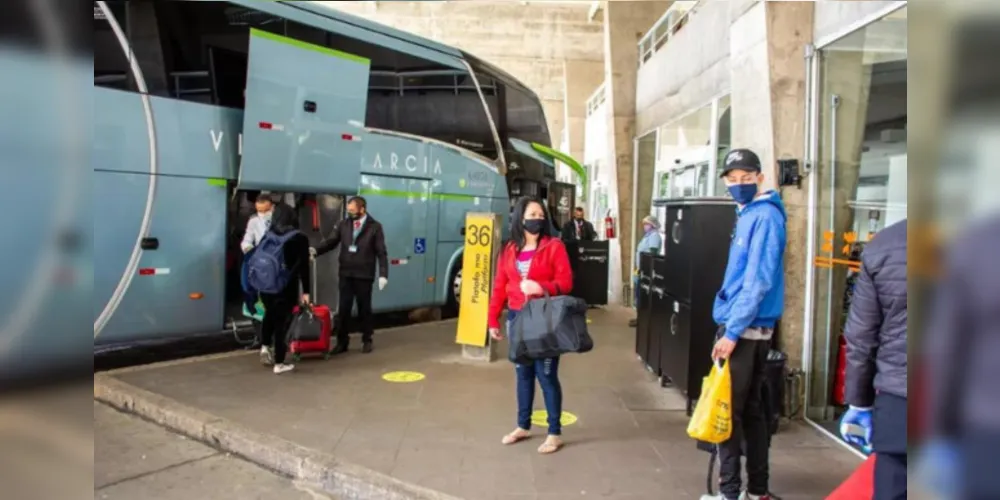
[238,28,369,193]
[362,174,434,312]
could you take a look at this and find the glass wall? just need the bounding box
[805,6,907,432]
[653,94,731,200]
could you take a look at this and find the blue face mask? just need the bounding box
[727,183,758,205]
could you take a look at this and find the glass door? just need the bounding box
[804,7,908,434]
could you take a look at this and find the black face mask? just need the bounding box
[523,219,546,235]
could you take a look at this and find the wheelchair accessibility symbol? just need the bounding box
[414,238,426,255]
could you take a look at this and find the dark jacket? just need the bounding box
[844,219,907,406]
[314,215,388,280]
[926,215,1000,435]
[560,219,597,242]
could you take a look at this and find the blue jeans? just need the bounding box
[515,356,563,436]
[508,315,563,436]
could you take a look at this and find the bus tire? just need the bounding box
[445,264,462,316]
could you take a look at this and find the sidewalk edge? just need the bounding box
[94,374,464,500]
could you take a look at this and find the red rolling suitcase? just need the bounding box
[289,257,333,361]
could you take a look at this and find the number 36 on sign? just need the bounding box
[455,213,499,346]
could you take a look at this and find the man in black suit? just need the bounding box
[311,196,388,354]
[560,207,597,242]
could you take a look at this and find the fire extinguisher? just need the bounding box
[832,335,847,406]
[604,211,616,240]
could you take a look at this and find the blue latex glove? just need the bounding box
[916,438,961,497]
[839,406,873,452]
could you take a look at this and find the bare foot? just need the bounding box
[501,428,531,445]
[537,435,563,454]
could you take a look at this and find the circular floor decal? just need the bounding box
[381,371,426,383]
[530,410,578,427]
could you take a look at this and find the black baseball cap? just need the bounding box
[720,148,762,177]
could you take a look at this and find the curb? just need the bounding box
[94,374,464,500]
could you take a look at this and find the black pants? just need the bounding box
[337,276,374,346]
[260,289,297,364]
[871,392,907,500]
[717,336,771,499]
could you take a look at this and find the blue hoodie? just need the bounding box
[713,190,787,342]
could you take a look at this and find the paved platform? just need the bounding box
[96,307,860,499]
[95,402,335,499]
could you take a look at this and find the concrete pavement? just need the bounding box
[95,401,335,499]
[95,307,861,499]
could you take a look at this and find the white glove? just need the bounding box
[378,277,388,290]
[308,247,317,258]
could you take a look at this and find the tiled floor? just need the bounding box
[114,307,860,499]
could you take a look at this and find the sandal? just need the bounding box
[501,428,531,445]
[537,435,563,454]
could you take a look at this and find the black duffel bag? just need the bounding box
[285,305,323,343]
[508,291,593,364]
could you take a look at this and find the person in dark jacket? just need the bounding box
[918,214,1000,498]
[311,196,388,354]
[839,219,907,500]
[560,207,597,242]
[256,203,312,375]
[704,148,786,500]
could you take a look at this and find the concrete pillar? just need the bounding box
[603,0,672,292]
[729,2,826,385]
[562,59,605,179]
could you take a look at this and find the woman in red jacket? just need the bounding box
[488,197,573,454]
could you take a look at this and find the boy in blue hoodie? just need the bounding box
[702,148,786,500]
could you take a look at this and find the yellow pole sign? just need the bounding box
[455,213,499,347]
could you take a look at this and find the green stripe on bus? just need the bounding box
[359,187,476,202]
[250,28,370,65]
[206,178,227,187]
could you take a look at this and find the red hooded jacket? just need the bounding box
[487,236,573,329]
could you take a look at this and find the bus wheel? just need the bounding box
[445,266,461,316]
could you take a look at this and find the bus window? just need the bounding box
[505,84,551,147]
[94,1,135,91]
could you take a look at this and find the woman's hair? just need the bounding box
[268,203,298,235]
[507,196,548,252]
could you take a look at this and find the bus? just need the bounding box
[91,0,585,349]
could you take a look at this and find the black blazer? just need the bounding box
[315,215,389,280]
[560,219,597,242]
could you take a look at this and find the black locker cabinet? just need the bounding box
[647,256,669,376]
[565,240,610,306]
[652,197,737,414]
[634,252,656,368]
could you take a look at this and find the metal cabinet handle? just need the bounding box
[671,220,682,244]
[669,312,678,335]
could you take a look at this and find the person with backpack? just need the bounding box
[487,196,574,455]
[244,203,311,374]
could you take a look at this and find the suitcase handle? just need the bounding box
[309,254,318,300]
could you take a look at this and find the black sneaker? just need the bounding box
[362,342,373,354]
[331,344,349,355]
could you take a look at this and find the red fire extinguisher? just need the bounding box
[604,211,616,240]
[832,335,847,406]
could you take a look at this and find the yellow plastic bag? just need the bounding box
[686,360,733,443]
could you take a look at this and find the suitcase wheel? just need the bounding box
[323,353,331,360]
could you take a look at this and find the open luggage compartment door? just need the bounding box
[239,28,370,193]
